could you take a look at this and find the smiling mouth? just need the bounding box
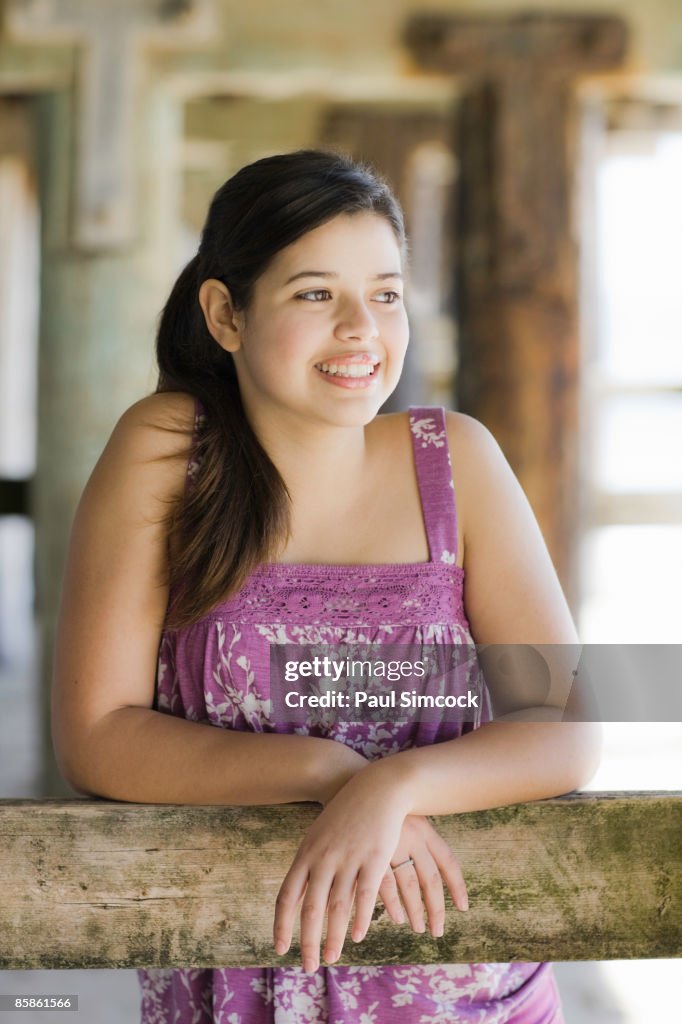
[314,361,380,378]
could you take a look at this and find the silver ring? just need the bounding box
[391,857,414,871]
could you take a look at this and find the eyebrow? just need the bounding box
[283,270,404,286]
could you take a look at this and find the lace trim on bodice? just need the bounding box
[186,561,466,626]
[173,400,469,629]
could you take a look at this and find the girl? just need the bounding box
[52,148,600,1023]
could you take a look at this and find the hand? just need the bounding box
[273,764,409,972]
[377,814,469,940]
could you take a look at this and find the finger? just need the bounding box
[273,865,308,955]
[378,868,406,925]
[299,872,334,973]
[428,834,469,912]
[393,862,426,934]
[350,861,385,943]
[322,874,356,964]
[412,851,446,938]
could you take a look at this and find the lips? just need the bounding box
[317,365,377,379]
[314,363,379,388]
[313,353,381,381]
[313,352,380,368]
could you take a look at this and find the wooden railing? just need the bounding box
[0,792,679,969]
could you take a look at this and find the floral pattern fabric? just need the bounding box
[138,404,564,1023]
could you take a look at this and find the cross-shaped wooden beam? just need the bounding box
[6,0,216,249]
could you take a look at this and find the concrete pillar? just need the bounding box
[4,0,215,795]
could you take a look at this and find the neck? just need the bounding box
[246,405,374,509]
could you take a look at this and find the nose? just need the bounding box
[334,296,379,342]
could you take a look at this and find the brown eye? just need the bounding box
[296,290,331,301]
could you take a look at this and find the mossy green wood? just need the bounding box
[0,792,679,968]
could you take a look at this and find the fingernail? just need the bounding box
[303,958,317,973]
[324,948,338,964]
[352,929,364,943]
[433,925,443,938]
[275,941,286,955]
[396,909,406,924]
[460,894,469,912]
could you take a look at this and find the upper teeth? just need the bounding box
[317,363,376,377]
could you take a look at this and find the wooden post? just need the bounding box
[404,14,628,609]
[0,793,679,968]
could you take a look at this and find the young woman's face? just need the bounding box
[230,211,409,429]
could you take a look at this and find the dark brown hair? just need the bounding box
[155,148,408,631]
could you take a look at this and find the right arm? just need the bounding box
[52,392,463,965]
[51,391,365,806]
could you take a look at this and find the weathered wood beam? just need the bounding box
[405,14,628,77]
[5,0,216,249]
[403,14,629,609]
[1,793,679,968]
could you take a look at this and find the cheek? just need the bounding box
[263,338,306,374]
[252,331,311,386]
[244,312,300,362]
[391,314,410,354]
[269,318,318,360]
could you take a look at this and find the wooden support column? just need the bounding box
[2,0,215,796]
[321,105,458,410]
[404,15,628,608]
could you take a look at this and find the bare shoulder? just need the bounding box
[101,391,198,507]
[442,409,530,547]
[370,407,495,492]
[373,407,493,453]
[443,408,500,462]
[443,410,579,643]
[443,409,506,538]
[114,390,197,455]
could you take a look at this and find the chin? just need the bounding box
[320,395,386,428]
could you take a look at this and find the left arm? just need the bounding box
[339,717,601,818]
[354,411,602,816]
[274,413,602,964]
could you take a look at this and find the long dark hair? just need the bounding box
[155,148,408,631]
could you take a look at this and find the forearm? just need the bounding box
[64,705,366,806]
[367,717,603,817]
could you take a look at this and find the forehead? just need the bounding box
[267,212,402,277]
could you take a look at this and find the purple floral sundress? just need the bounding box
[138,402,565,1023]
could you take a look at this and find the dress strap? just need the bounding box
[408,406,459,566]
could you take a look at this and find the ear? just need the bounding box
[198,278,245,353]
